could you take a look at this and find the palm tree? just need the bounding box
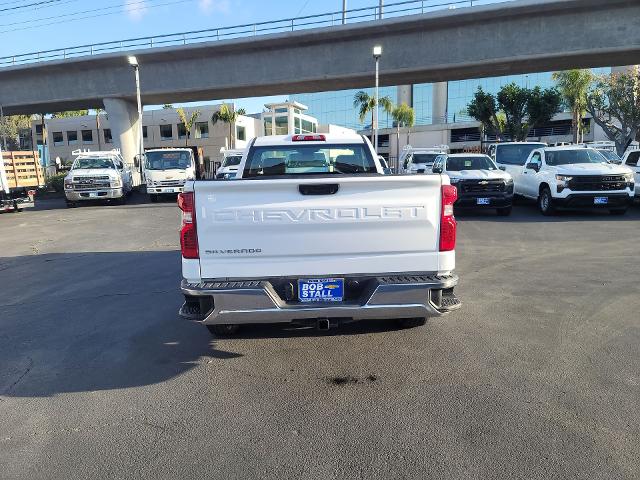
[552,69,593,143]
[211,104,246,149]
[391,103,416,161]
[177,107,201,147]
[353,91,393,133]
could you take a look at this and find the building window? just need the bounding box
[177,123,187,140]
[195,122,209,139]
[53,131,64,146]
[377,134,390,148]
[142,126,148,138]
[104,129,113,143]
[275,116,288,135]
[160,124,173,140]
[264,117,273,136]
[35,124,43,134]
[236,125,246,141]
[81,130,93,144]
[294,117,302,134]
[274,108,288,114]
[67,130,78,145]
[301,119,315,134]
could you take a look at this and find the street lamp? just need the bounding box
[372,45,382,154]
[128,55,144,182]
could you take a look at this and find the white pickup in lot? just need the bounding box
[516,146,635,215]
[178,133,461,335]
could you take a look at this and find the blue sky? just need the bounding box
[0,0,502,113]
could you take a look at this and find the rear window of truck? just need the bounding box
[243,144,376,177]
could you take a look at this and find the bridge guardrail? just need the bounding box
[0,0,510,68]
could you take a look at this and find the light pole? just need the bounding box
[128,55,144,183]
[372,45,382,154]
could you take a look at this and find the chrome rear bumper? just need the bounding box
[180,274,460,325]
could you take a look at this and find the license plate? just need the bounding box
[165,188,174,193]
[477,197,490,205]
[594,197,608,205]
[298,278,344,303]
[89,192,99,198]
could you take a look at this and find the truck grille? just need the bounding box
[567,175,627,191]
[72,175,111,190]
[459,179,505,193]
[158,180,185,187]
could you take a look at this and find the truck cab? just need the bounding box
[215,149,244,179]
[400,146,448,174]
[517,146,635,215]
[64,150,132,207]
[621,150,640,198]
[490,142,546,178]
[144,148,196,202]
[432,153,514,216]
[178,133,460,336]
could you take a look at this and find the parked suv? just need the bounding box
[64,150,132,207]
[432,153,514,216]
[516,146,634,215]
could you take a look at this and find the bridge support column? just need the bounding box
[432,81,448,125]
[397,85,413,107]
[103,98,142,186]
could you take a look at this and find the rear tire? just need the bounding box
[206,324,240,336]
[395,317,427,329]
[538,187,556,216]
[496,206,512,216]
[65,200,77,208]
[609,208,627,216]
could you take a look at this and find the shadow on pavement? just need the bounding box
[0,251,241,398]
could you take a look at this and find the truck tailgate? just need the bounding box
[194,176,444,279]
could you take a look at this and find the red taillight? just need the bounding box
[178,192,199,259]
[439,185,457,252]
[291,134,326,142]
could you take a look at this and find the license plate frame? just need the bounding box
[165,188,174,193]
[476,197,491,205]
[89,192,100,198]
[298,278,344,303]
[594,197,608,205]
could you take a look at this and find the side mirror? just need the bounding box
[498,166,506,171]
[527,162,540,172]
[134,154,146,169]
[432,165,443,174]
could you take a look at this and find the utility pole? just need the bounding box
[342,0,347,24]
[378,0,384,19]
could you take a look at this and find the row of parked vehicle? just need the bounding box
[399,142,638,216]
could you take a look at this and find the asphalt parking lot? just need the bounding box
[1,195,639,480]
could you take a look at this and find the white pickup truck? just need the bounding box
[178,133,461,335]
[517,146,635,215]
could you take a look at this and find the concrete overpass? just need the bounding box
[1,0,639,169]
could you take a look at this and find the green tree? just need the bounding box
[552,69,593,143]
[587,71,640,156]
[177,107,201,147]
[467,83,561,141]
[211,104,246,149]
[0,115,32,150]
[51,110,88,118]
[162,104,174,110]
[391,102,416,159]
[353,90,393,131]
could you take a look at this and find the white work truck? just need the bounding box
[144,148,196,202]
[621,150,640,198]
[0,146,37,213]
[489,142,546,176]
[178,133,461,335]
[64,150,133,207]
[516,146,635,215]
[215,149,244,179]
[400,145,448,174]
